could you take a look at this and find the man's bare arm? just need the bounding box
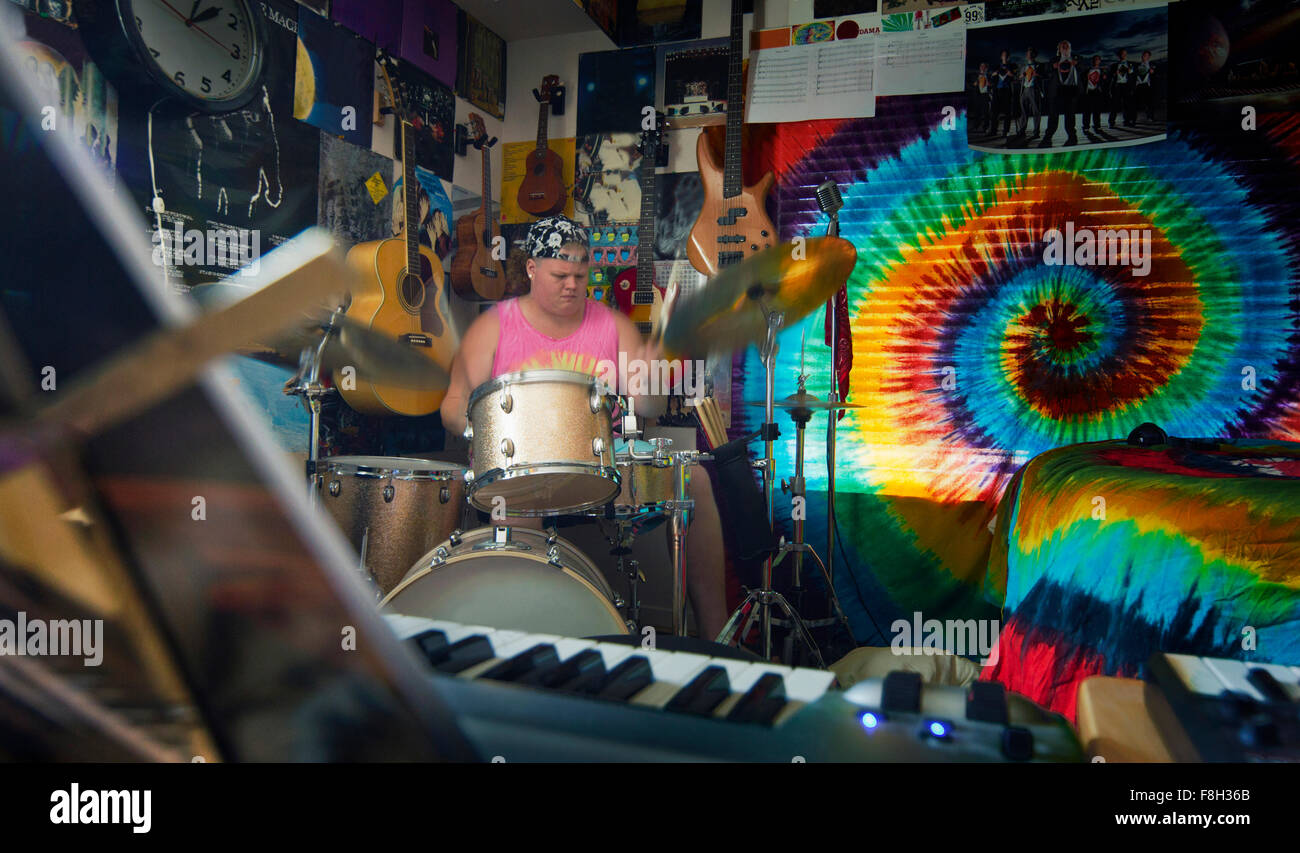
[439,309,499,436]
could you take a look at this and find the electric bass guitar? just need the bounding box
[613,120,666,335]
[686,0,776,277]
[516,75,566,217]
[338,56,458,416]
[449,113,506,302]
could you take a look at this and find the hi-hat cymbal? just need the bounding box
[190,284,448,391]
[746,392,865,412]
[663,237,857,356]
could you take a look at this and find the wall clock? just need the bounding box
[78,0,267,114]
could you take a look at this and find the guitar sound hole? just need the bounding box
[402,271,426,313]
[533,164,544,175]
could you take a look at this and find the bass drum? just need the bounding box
[381,526,628,638]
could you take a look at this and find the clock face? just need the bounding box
[125,0,262,107]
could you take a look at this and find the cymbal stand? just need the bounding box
[283,309,342,508]
[716,309,825,666]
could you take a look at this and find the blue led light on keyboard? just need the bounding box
[860,711,880,730]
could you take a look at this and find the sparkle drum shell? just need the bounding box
[381,526,628,637]
[465,370,620,515]
[318,456,467,594]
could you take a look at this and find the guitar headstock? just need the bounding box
[376,51,408,121]
[536,74,561,104]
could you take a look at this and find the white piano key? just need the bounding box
[1201,656,1265,701]
[780,669,836,704]
[628,650,714,708]
[1164,653,1234,697]
[587,641,640,670]
[456,632,562,680]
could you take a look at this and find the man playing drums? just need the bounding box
[440,216,728,639]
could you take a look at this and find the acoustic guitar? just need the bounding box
[686,0,776,277]
[338,56,458,416]
[516,75,566,217]
[449,113,506,302]
[612,120,666,335]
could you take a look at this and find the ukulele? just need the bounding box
[612,120,666,335]
[337,56,458,416]
[516,75,566,217]
[686,0,775,277]
[449,113,506,301]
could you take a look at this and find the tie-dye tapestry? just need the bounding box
[726,95,1300,693]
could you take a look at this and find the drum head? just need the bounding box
[384,554,627,638]
[470,468,620,515]
[322,456,465,476]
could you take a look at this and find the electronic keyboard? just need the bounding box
[386,615,1085,762]
[1148,653,1300,762]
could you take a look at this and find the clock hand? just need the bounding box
[188,0,201,23]
[157,0,228,52]
[192,7,219,24]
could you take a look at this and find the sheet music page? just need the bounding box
[876,19,967,96]
[746,37,877,123]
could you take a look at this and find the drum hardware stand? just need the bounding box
[283,308,344,508]
[818,178,846,648]
[716,309,826,667]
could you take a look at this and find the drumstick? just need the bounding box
[707,400,726,447]
[693,405,718,449]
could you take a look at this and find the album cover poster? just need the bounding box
[654,172,703,262]
[12,13,118,170]
[295,7,374,148]
[978,0,1142,23]
[317,133,394,252]
[967,5,1167,153]
[876,0,957,14]
[386,56,455,182]
[331,0,401,51]
[456,11,506,120]
[114,0,321,291]
[1168,0,1300,121]
[616,0,703,46]
[577,47,656,136]
[574,131,643,228]
[659,38,729,128]
[399,0,458,88]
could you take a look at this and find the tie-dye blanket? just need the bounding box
[983,439,1300,720]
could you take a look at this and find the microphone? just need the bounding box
[815,179,843,216]
[816,180,842,237]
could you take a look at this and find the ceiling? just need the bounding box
[451,0,614,44]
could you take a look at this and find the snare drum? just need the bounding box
[318,456,467,594]
[381,526,628,637]
[465,370,620,516]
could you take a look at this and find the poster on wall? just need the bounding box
[399,0,458,88]
[574,131,643,228]
[500,137,576,224]
[659,38,729,128]
[383,54,455,182]
[456,11,506,120]
[970,0,1141,23]
[317,133,394,253]
[577,47,656,136]
[967,4,1167,153]
[114,0,321,291]
[746,22,878,121]
[294,8,374,148]
[331,0,401,51]
[1168,0,1300,122]
[11,14,117,171]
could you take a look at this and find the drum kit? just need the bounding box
[228,232,864,664]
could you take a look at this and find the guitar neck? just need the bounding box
[402,121,420,270]
[536,100,551,154]
[481,143,495,246]
[723,0,744,200]
[636,149,656,289]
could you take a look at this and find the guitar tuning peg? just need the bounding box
[532,88,542,102]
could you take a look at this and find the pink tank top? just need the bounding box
[491,297,620,379]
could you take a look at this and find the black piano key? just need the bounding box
[965,681,1009,725]
[539,650,606,692]
[409,629,448,663]
[430,635,496,674]
[481,644,560,683]
[727,673,788,725]
[881,671,923,714]
[666,666,731,716]
[1246,668,1292,704]
[595,656,654,701]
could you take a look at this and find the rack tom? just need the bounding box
[465,370,620,516]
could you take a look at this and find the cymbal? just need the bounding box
[190,284,449,392]
[747,392,865,412]
[662,237,857,356]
